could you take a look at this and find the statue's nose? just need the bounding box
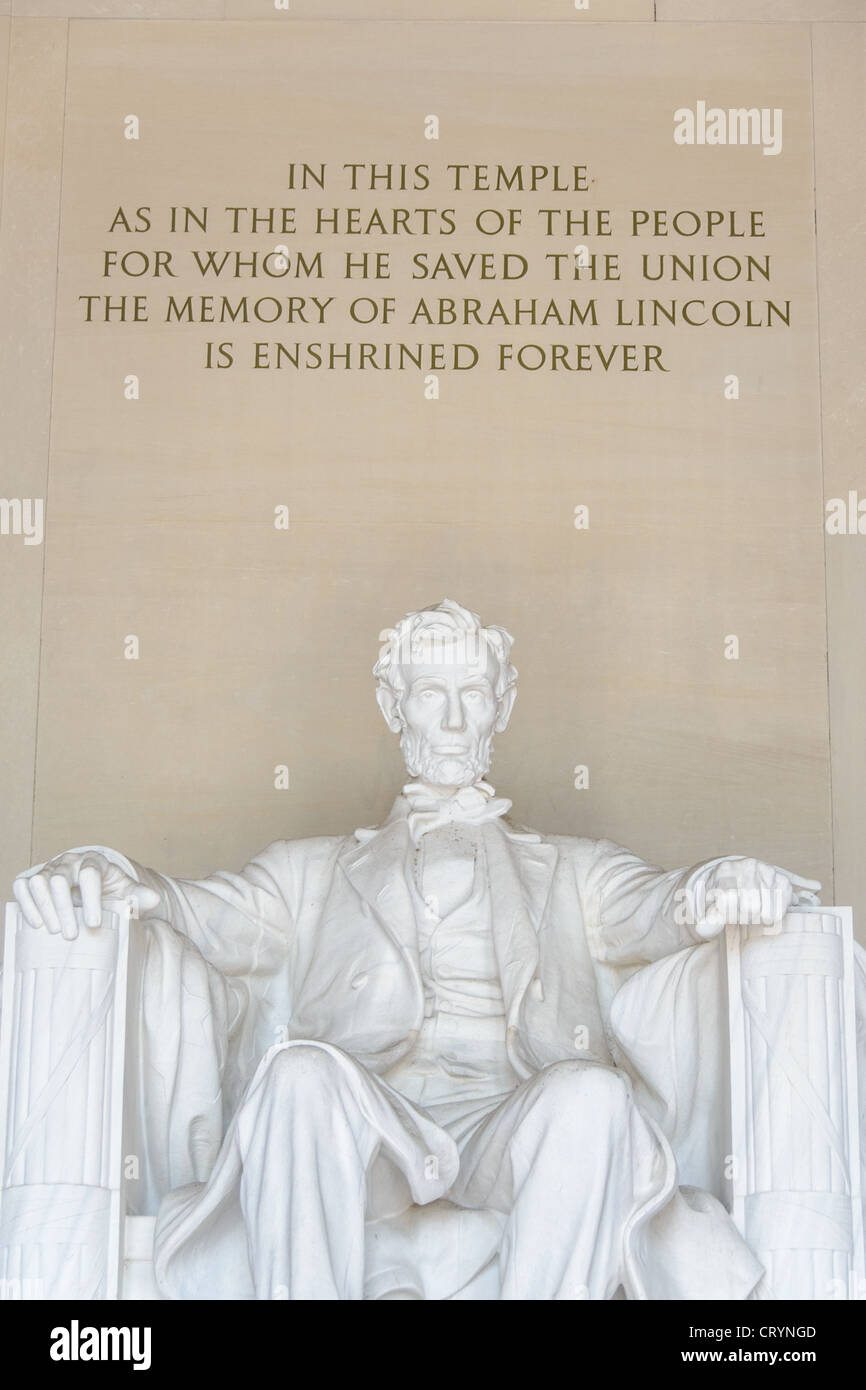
[442,691,466,731]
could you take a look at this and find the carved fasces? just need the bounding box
[0,901,131,1299]
[726,908,865,1300]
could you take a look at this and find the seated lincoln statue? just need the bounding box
[14,599,829,1300]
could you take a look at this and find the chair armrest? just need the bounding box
[726,906,865,1299]
[0,899,132,1299]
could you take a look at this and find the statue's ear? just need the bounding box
[494,684,517,733]
[376,683,404,734]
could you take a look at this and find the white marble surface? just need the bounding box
[3,602,862,1300]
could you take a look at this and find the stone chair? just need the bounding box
[0,899,863,1300]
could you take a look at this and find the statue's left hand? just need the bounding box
[691,857,822,938]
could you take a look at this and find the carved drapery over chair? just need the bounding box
[0,899,863,1300]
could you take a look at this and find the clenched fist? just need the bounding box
[685,856,821,938]
[13,851,161,939]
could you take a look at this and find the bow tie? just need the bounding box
[402,781,513,844]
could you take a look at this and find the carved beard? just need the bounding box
[399,726,495,789]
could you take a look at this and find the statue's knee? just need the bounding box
[262,1043,344,1100]
[530,1061,632,1124]
[237,1044,360,1159]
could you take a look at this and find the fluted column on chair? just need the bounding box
[726,907,865,1300]
[0,901,130,1299]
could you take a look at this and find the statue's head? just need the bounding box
[373,599,517,789]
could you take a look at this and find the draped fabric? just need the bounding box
[25,822,773,1299]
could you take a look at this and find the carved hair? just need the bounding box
[374,598,517,700]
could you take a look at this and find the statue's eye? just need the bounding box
[420,689,438,700]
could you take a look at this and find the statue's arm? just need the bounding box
[574,838,704,966]
[133,848,294,978]
[13,840,295,979]
[574,839,821,967]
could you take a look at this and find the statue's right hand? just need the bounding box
[12,851,161,939]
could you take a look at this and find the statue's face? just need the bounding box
[394,644,504,788]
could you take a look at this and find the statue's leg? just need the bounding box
[232,1043,456,1300]
[232,1044,382,1299]
[451,1060,668,1301]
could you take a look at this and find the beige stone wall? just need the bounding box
[1,3,862,939]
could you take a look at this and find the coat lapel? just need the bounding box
[481,822,558,1033]
[338,806,422,976]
